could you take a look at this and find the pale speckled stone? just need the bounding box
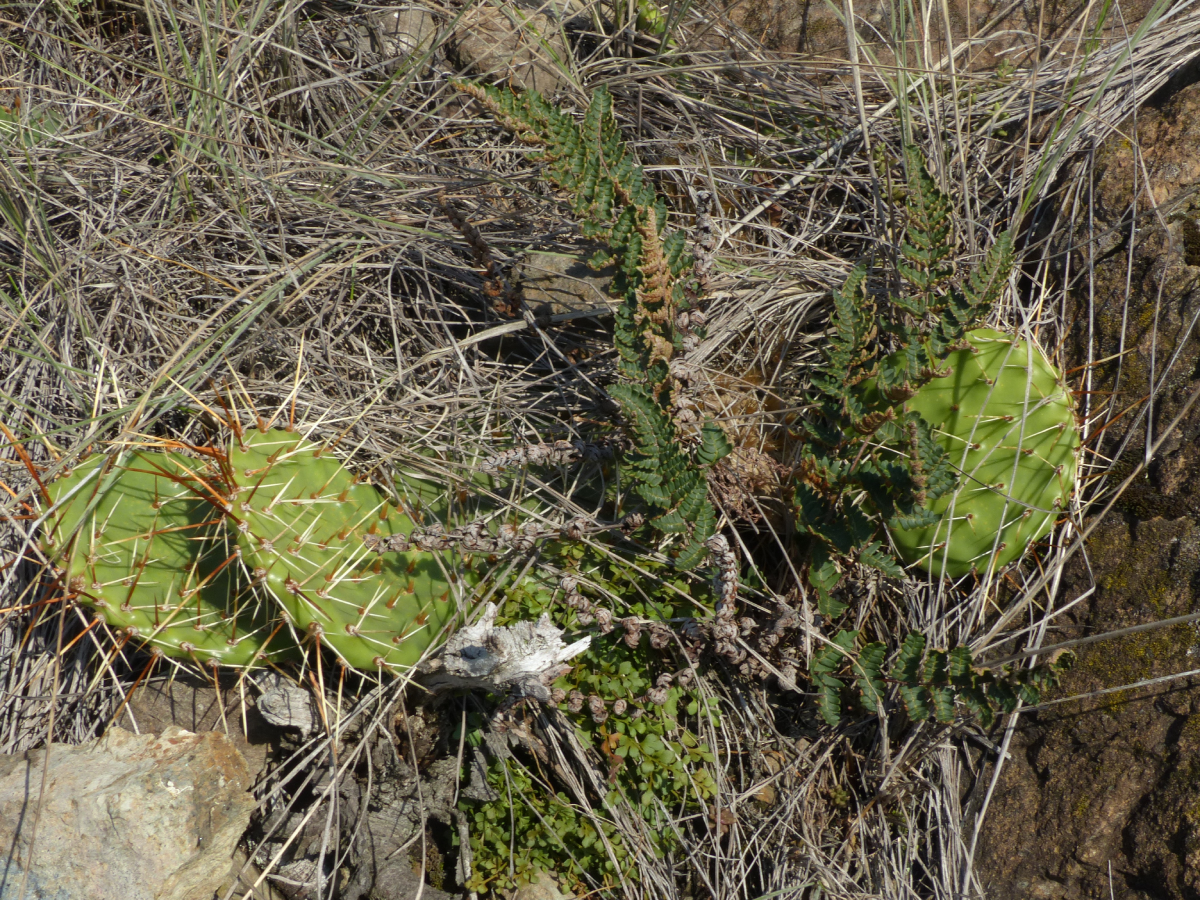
[508,870,576,900]
[453,2,572,94]
[0,726,255,900]
[515,251,617,315]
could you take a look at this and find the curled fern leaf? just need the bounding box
[986,679,1019,715]
[892,633,926,683]
[931,686,957,723]
[924,648,949,687]
[948,646,974,688]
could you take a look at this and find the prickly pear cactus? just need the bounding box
[228,429,460,671]
[43,452,293,666]
[888,327,1080,577]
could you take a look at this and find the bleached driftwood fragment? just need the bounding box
[422,602,590,701]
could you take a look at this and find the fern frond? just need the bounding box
[854,642,888,713]
[811,630,858,725]
[787,142,1026,607]
[900,145,954,302]
[815,673,844,726]
[859,541,904,578]
[962,229,1014,313]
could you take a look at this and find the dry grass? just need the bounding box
[2,0,1200,897]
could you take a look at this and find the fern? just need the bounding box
[853,641,888,714]
[811,631,1073,727]
[793,149,1015,611]
[811,630,859,726]
[458,81,729,569]
[459,82,1041,733]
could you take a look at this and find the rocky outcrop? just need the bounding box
[0,727,255,900]
[977,78,1200,900]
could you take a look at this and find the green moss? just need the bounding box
[1076,625,1193,713]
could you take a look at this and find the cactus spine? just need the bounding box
[887,327,1080,577]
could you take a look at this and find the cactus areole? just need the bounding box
[888,328,1080,577]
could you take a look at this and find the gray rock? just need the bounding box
[514,251,618,316]
[335,6,439,73]
[453,2,572,94]
[0,726,256,900]
[374,6,439,59]
[368,857,457,900]
[340,752,463,900]
[462,746,499,802]
[216,847,290,900]
[256,674,318,739]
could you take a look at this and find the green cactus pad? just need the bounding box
[228,429,459,670]
[888,328,1080,577]
[43,452,293,666]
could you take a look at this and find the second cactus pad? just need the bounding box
[229,429,459,670]
[889,328,1080,577]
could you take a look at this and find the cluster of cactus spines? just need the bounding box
[454,80,732,571]
[227,429,460,671]
[811,629,1074,727]
[887,328,1080,577]
[43,452,295,667]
